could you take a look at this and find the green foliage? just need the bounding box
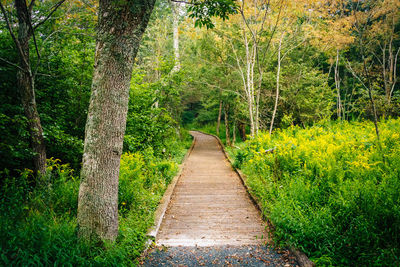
[0,139,189,265]
[280,65,334,125]
[124,70,189,158]
[234,119,400,266]
[0,113,33,171]
[0,4,95,173]
[0,30,31,173]
[188,0,238,28]
[119,151,178,216]
[43,126,84,170]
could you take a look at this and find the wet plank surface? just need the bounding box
[156,131,268,246]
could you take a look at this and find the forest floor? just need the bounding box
[141,132,298,266]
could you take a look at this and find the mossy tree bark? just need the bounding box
[77,0,156,242]
[1,0,48,175]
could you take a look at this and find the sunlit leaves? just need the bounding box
[187,0,239,28]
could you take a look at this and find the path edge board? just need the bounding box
[143,134,196,250]
[192,130,315,267]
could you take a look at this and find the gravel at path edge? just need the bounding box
[141,245,298,266]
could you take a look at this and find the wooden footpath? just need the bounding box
[156,131,267,246]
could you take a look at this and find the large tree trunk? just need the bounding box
[15,0,47,175]
[18,56,47,175]
[77,0,155,243]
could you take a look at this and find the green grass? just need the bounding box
[231,118,400,266]
[0,134,192,266]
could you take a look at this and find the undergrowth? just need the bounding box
[0,134,192,266]
[232,119,400,266]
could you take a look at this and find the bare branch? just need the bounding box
[170,0,201,5]
[260,0,284,64]
[33,0,66,30]
[29,0,36,12]
[281,35,306,61]
[390,47,400,99]
[21,1,41,74]
[229,39,248,95]
[33,30,62,78]
[0,57,26,72]
[36,72,54,77]
[0,1,29,67]
[345,60,369,91]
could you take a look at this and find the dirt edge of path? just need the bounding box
[192,130,315,267]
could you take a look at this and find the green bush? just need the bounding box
[0,138,188,265]
[234,119,400,266]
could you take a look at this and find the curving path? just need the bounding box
[157,131,267,246]
[142,132,298,266]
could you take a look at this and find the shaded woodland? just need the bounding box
[0,0,399,265]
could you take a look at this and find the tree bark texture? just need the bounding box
[238,121,246,142]
[224,106,231,146]
[170,1,181,73]
[15,0,47,175]
[77,0,156,242]
[216,100,222,136]
[335,49,343,119]
[269,34,283,135]
[232,119,236,145]
[231,21,258,137]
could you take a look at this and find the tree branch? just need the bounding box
[33,30,61,78]
[345,60,369,92]
[33,0,66,30]
[22,1,41,74]
[170,0,200,5]
[260,0,284,64]
[390,46,400,99]
[0,1,29,67]
[29,0,36,12]
[0,57,26,72]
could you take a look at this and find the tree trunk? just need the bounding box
[170,1,180,73]
[238,121,246,141]
[388,32,394,105]
[77,0,155,243]
[224,106,231,146]
[216,99,222,136]
[335,49,343,119]
[232,119,236,145]
[15,0,47,175]
[269,34,283,135]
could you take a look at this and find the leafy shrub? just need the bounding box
[235,119,400,266]
[124,72,184,157]
[43,126,84,170]
[0,139,186,265]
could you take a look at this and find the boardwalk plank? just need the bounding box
[156,131,268,246]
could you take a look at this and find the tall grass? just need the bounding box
[232,119,400,266]
[0,136,191,266]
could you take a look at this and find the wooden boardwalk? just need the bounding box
[156,131,267,246]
